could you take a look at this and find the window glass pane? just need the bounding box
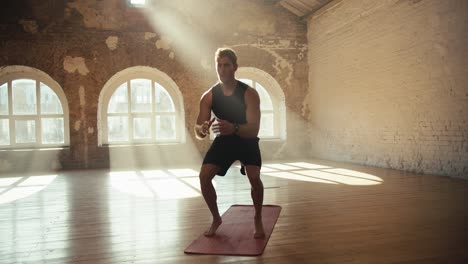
[108,116,128,142]
[155,83,175,112]
[0,83,8,115]
[15,120,36,143]
[13,79,37,115]
[0,119,9,145]
[156,115,176,140]
[255,83,273,111]
[130,0,146,5]
[133,117,151,140]
[40,83,63,114]
[41,118,64,144]
[108,83,128,113]
[239,79,253,87]
[259,112,274,137]
[131,79,152,113]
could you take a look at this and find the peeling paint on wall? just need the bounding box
[155,36,173,50]
[88,127,94,134]
[79,86,86,106]
[106,36,118,50]
[301,94,311,120]
[145,32,157,40]
[63,56,90,75]
[271,51,293,86]
[67,0,124,30]
[235,44,294,86]
[298,44,307,60]
[18,20,38,34]
[74,120,81,131]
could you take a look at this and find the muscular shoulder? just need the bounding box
[244,86,260,105]
[200,87,213,107]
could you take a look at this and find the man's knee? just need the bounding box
[199,165,218,185]
[245,166,262,186]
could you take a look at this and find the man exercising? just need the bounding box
[194,47,265,239]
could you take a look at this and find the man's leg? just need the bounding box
[245,165,265,238]
[199,164,222,236]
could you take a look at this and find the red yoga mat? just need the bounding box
[184,204,281,256]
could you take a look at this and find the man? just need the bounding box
[194,47,265,239]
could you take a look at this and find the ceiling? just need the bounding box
[270,0,335,18]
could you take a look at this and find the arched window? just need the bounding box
[98,66,185,145]
[237,67,286,140]
[0,66,69,149]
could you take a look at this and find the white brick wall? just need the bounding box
[306,0,468,178]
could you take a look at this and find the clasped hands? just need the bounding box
[200,118,236,136]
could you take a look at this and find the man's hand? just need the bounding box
[212,118,236,136]
[196,118,215,138]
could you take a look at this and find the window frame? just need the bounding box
[236,67,286,140]
[98,66,185,146]
[0,66,70,149]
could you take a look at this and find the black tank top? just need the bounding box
[211,81,248,124]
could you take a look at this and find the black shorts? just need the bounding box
[203,135,262,176]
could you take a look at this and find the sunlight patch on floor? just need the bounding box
[109,169,214,199]
[0,175,58,204]
[262,162,382,185]
[109,161,383,199]
[263,171,338,184]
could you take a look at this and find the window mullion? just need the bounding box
[104,76,181,146]
[127,81,132,143]
[36,80,41,145]
[152,81,156,141]
[8,80,13,146]
[1,70,68,149]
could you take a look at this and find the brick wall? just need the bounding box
[0,0,309,172]
[306,0,468,178]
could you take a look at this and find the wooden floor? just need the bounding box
[0,159,467,264]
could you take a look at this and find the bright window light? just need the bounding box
[0,66,69,149]
[130,0,146,6]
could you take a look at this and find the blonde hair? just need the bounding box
[215,47,238,65]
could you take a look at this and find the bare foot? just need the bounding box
[204,218,222,237]
[254,218,265,239]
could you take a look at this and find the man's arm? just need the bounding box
[238,87,261,138]
[194,90,214,140]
